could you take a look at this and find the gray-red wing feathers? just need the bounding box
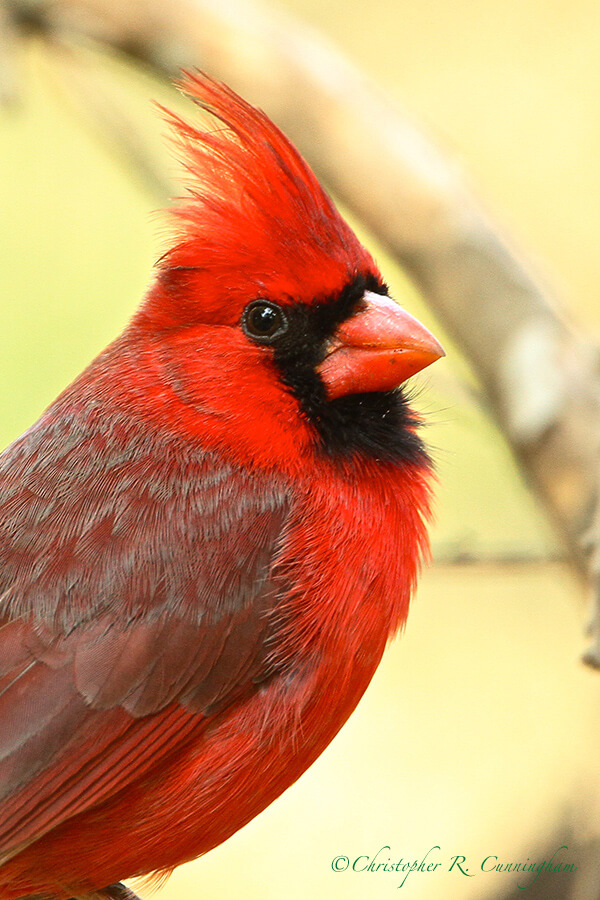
[0,409,290,856]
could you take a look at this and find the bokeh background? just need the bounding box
[2,0,600,898]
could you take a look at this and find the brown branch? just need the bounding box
[475,817,600,900]
[4,0,600,660]
[50,42,173,201]
[0,0,21,105]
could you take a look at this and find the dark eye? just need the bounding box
[242,300,288,344]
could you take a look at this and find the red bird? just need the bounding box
[0,74,443,900]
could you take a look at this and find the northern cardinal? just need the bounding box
[0,74,443,900]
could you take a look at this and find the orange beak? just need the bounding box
[317,291,445,400]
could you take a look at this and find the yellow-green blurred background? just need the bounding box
[2,1,600,898]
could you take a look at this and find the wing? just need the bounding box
[0,408,290,856]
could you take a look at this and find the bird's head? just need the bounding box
[132,73,443,467]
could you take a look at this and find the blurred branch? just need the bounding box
[4,0,600,661]
[51,45,173,200]
[0,0,20,105]
[432,547,568,566]
[477,821,600,900]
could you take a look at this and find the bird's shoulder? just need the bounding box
[0,402,290,628]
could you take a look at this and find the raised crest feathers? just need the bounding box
[155,72,376,314]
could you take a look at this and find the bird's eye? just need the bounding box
[242,300,288,344]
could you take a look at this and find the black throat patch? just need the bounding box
[272,274,430,466]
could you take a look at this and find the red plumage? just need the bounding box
[0,73,442,900]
